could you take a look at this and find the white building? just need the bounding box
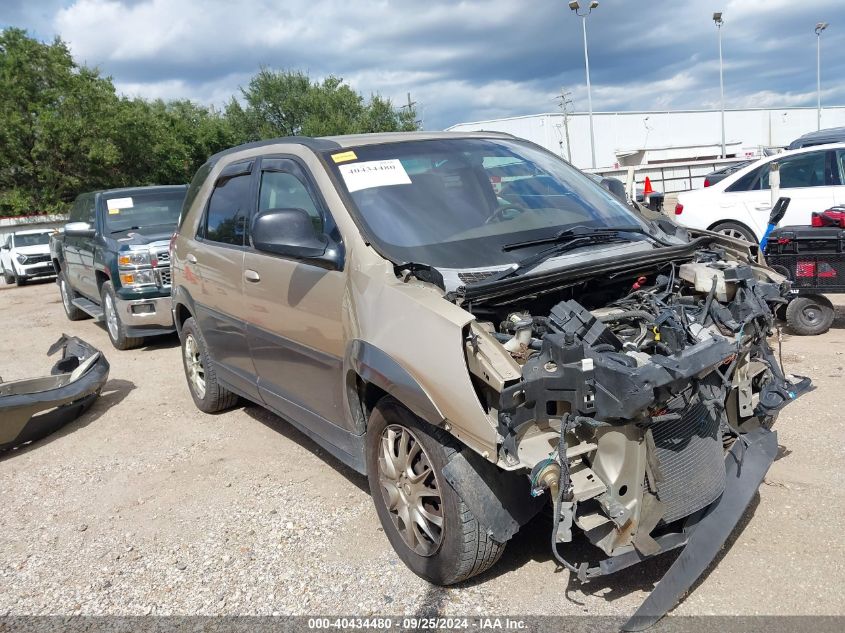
[447,106,845,173]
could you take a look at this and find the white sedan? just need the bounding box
[674,143,845,242]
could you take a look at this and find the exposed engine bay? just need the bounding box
[460,241,810,584]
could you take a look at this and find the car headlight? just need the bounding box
[118,250,152,267]
[119,269,156,287]
[16,253,27,264]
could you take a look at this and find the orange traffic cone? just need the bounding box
[643,177,654,196]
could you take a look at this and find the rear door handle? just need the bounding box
[186,253,197,264]
[244,269,261,283]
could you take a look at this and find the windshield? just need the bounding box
[13,232,52,247]
[325,138,648,268]
[103,191,186,233]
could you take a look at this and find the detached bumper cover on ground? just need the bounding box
[0,334,109,451]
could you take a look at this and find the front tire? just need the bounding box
[786,295,834,336]
[366,397,505,585]
[2,266,13,285]
[58,271,88,321]
[711,221,757,243]
[179,316,238,413]
[101,281,143,350]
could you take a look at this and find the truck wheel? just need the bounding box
[711,222,756,243]
[786,295,835,336]
[58,271,88,321]
[366,397,505,585]
[14,271,26,286]
[2,267,13,285]
[179,316,238,413]
[101,281,144,350]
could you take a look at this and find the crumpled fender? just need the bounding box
[0,335,110,451]
[622,426,779,631]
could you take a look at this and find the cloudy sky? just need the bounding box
[2,0,844,129]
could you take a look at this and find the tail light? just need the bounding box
[674,203,684,215]
[796,261,837,279]
[704,178,711,187]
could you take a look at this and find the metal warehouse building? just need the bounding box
[447,106,845,179]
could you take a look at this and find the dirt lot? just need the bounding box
[1,279,844,621]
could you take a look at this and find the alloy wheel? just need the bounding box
[184,334,206,399]
[60,278,72,314]
[103,292,119,341]
[377,425,444,556]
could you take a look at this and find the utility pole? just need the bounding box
[400,92,422,129]
[713,12,726,159]
[556,88,574,162]
[815,22,829,130]
[568,1,599,169]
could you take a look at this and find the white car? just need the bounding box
[0,228,57,286]
[674,143,845,242]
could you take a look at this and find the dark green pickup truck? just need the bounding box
[50,185,187,350]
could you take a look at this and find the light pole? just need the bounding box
[815,22,829,130]
[569,1,599,169]
[713,12,726,159]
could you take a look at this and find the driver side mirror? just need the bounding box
[251,208,340,269]
[64,222,96,238]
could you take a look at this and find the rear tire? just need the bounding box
[711,221,757,244]
[786,295,834,336]
[58,271,88,321]
[179,316,238,413]
[101,281,144,350]
[366,397,505,585]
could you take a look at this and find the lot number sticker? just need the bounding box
[339,159,411,192]
[106,197,133,214]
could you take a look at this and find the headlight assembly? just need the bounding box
[118,250,152,268]
[16,253,28,264]
[119,268,156,287]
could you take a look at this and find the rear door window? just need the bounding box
[764,151,827,189]
[200,162,254,246]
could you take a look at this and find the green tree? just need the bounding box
[0,31,420,217]
[226,68,419,141]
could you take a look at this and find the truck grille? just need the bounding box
[651,397,726,523]
[154,250,170,265]
[156,267,171,287]
[24,254,51,265]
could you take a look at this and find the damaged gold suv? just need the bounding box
[171,132,810,629]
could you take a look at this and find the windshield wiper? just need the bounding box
[480,233,630,285]
[503,224,671,251]
[109,222,174,235]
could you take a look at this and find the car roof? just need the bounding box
[12,228,55,235]
[788,126,845,149]
[94,184,188,197]
[206,131,517,166]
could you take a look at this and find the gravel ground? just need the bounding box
[1,279,844,621]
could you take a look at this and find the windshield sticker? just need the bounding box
[331,150,357,163]
[339,159,411,192]
[106,197,133,214]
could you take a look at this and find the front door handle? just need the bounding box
[754,204,772,210]
[244,269,261,283]
[186,253,197,264]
